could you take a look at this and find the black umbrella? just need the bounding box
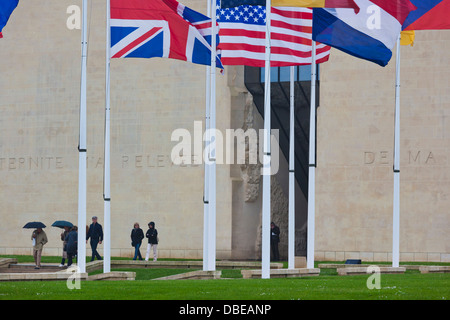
[51,220,73,229]
[23,222,46,229]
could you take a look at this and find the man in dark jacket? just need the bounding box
[270,222,280,261]
[86,216,103,261]
[145,221,158,261]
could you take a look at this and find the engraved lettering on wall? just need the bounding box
[0,157,64,170]
[364,150,436,165]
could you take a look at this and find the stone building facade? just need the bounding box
[0,0,448,262]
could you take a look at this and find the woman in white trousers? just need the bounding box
[145,221,158,261]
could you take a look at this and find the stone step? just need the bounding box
[0,258,17,268]
[5,263,65,273]
[88,271,136,281]
[84,260,284,272]
[0,271,88,282]
[419,266,450,274]
[337,266,406,276]
[153,270,221,280]
[241,268,320,279]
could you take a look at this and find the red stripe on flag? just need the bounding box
[220,28,265,39]
[271,20,312,34]
[271,7,313,19]
[271,32,312,46]
[221,55,330,67]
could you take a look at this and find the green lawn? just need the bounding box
[1,272,448,300]
[0,255,449,301]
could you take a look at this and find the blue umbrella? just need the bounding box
[23,222,46,229]
[51,220,73,229]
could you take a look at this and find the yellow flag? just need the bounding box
[400,30,415,46]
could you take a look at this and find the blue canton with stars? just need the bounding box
[217,0,267,25]
[220,0,266,9]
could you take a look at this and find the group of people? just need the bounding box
[30,216,105,268]
[31,216,159,268]
[131,221,159,261]
[32,217,277,266]
[58,216,104,267]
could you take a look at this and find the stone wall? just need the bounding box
[0,0,234,259]
[316,31,450,262]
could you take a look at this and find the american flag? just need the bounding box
[217,2,330,67]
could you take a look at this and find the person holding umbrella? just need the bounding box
[23,222,47,269]
[52,220,73,267]
[31,226,48,269]
[65,226,78,267]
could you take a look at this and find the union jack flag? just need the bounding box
[110,0,223,69]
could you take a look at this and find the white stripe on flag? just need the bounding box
[218,6,330,66]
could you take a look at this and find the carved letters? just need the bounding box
[364,150,436,165]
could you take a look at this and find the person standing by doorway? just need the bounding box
[270,222,280,261]
[86,216,103,262]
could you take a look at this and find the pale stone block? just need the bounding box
[344,252,360,260]
[360,252,374,262]
[314,251,325,261]
[324,252,336,261]
[338,267,405,276]
[335,252,345,261]
[419,266,450,274]
[413,252,428,262]
[294,256,306,268]
[401,252,414,262]
[427,253,441,262]
[0,274,10,281]
[373,252,388,262]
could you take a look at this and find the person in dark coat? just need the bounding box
[86,216,103,261]
[65,226,78,267]
[145,221,158,261]
[270,222,280,261]
[131,222,144,260]
[59,226,70,267]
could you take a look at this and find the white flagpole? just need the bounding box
[206,0,217,271]
[288,66,295,270]
[203,0,211,272]
[103,0,111,273]
[77,0,88,274]
[261,0,272,279]
[392,36,401,268]
[306,41,316,269]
